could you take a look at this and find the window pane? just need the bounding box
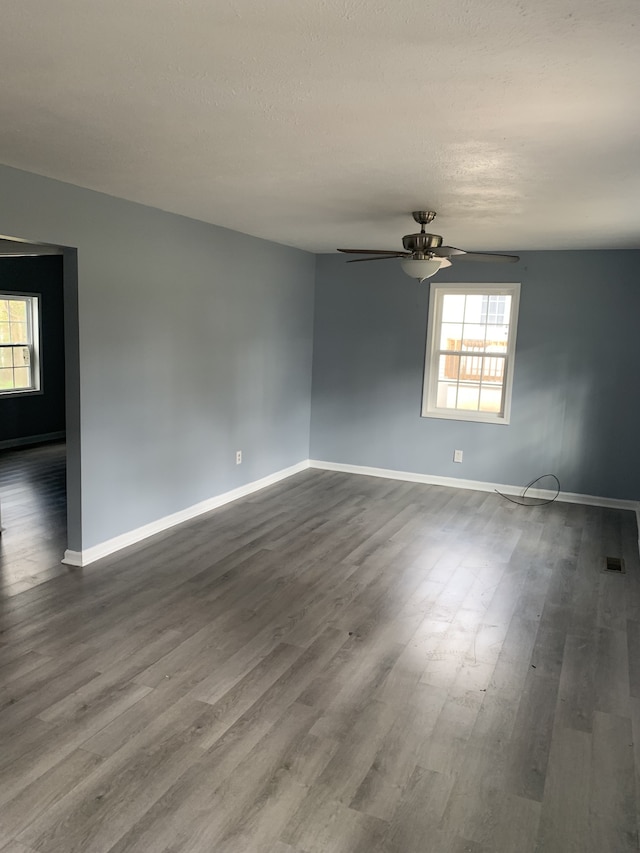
[459,353,485,381]
[485,325,509,353]
[10,322,28,343]
[479,383,504,413]
[0,301,9,321]
[440,323,463,351]
[438,353,460,382]
[481,295,510,325]
[456,384,480,411]
[480,356,505,383]
[12,367,31,389]
[8,300,27,322]
[487,325,509,352]
[0,323,10,344]
[437,380,459,408]
[464,294,484,322]
[441,294,465,322]
[0,347,13,367]
[0,367,14,389]
[461,324,486,349]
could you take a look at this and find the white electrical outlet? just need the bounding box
[453,449,463,463]
[236,450,242,465]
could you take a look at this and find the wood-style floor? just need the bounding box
[1,443,639,852]
[0,441,68,597]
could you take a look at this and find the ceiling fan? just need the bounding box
[338,211,519,282]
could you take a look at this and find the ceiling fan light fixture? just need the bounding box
[400,257,450,282]
[338,211,519,275]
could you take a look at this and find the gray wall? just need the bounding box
[0,164,315,550]
[0,255,66,445]
[311,250,640,501]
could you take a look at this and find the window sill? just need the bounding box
[422,409,511,425]
[0,388,43,399]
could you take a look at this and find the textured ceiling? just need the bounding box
[1,0,639,253]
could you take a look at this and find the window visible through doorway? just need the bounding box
[0,293,41,395]
[422,283,520,424]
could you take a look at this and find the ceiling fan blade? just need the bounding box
[337,248,409,255]
[346,255,404,263]
[428,246,466,258]
[453,252,519,263]
[429,246,519,263]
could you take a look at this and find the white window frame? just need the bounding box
[0,291,42,397]
[422,282,520,425]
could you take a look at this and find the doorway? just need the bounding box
[0,236,80,577]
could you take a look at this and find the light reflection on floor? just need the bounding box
[0,441,67,594]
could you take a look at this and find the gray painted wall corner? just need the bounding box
[310,250,640,501]
[0,163,316,552]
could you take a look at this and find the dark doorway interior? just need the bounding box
[0,252,69,572]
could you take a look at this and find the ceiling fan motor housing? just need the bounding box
[402,233,443,254]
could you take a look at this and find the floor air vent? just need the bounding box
[603,556,625,574]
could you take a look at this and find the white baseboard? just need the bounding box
[0,431,66,450]
[62,459,311,568]
[309,459,639,512]
[61,457,640,569]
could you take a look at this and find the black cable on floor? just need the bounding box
[495,473,561,507]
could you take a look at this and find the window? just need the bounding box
[0,293,41,395]
[422,283,520,424]
[480,294,507,325]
